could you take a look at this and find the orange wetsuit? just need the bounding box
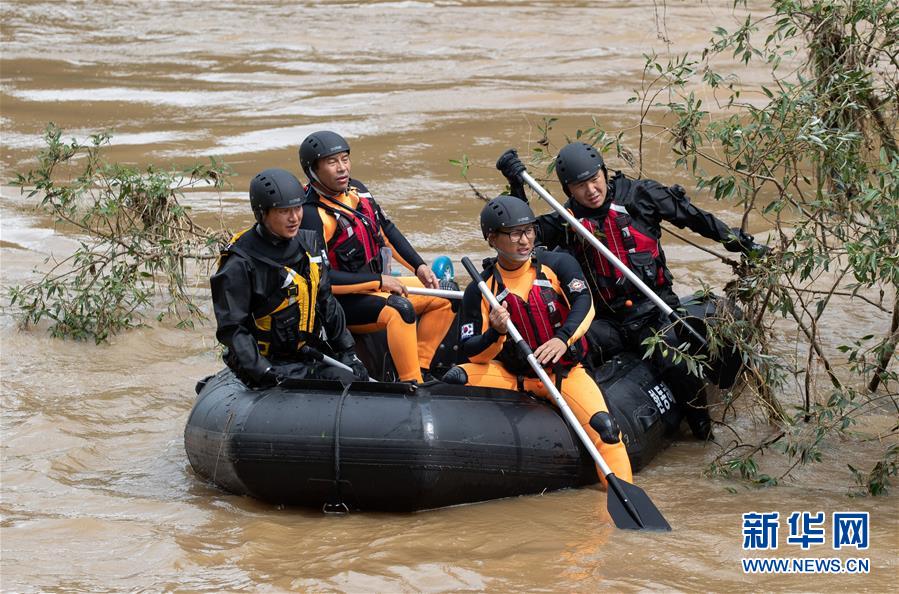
[458,249,633,485]
[301,179,454,382]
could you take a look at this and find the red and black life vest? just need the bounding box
[491,259,588,375]
[566,199,670,306]
[318,189,385,273]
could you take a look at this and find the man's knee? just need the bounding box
[441,365,468,385]
[589,411,621,444]
[386,294,416,324]
[317,365,357,384]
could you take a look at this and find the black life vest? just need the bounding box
[219,228,321,358]
[315,188,385,274]
[565,196,671,309]
[489,257,588,376]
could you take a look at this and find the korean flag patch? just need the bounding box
[460,322,475,340]
[567,278,587,293]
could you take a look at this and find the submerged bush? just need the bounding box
[9,124,232,342]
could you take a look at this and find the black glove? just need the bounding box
[724,227,770,259]
[250,366,280,388]
[336,350,370,381]
[496,148,527,182]
[496,148,528,201]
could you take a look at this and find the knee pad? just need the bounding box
[441,365,468,385]
[589,411,621,444]
[386,294,416,324]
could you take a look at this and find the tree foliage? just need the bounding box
[9,124,232,342]
[635,0,898,495]
[481,0,897,495]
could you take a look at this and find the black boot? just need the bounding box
[668,372,713,440]
[685,408,714,441]
[440,366,468,385]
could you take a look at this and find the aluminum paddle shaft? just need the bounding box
[300,346,377,382]
[406,286,463,300]
[518,171,706,346]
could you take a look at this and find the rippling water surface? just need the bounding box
[2,1,896,591]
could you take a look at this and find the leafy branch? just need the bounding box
[9,124,233,342]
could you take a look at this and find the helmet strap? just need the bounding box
[310,170,348,199]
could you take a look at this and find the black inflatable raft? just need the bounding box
[184,353,677,512]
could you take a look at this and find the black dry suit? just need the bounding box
[210,225,355,386]
[539,172,748,320]
[537,173,751,439]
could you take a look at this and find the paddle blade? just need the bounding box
[606,474,671,532]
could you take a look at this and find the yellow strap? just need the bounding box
[253,261,321,345]
[217,227,252,268]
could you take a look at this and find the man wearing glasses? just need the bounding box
[450,195,633,489]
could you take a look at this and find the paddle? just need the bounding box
[461,257,671,531]
[299,345,377,382]
[406,286,464,300]
[513,169,707,347]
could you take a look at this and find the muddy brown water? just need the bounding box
[1,1,896,592]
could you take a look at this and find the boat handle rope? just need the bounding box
[322,381,353,514]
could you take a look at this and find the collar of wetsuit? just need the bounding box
[496,257,531,279]
[568,196,612,220]
[255,222,290,246]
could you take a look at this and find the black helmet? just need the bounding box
[249,168,304,224]
[555,142,607,196]
[299,130,350,181]
[480,195,537,239]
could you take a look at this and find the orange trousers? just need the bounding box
[460,361,633,485]
[347,277,455,383]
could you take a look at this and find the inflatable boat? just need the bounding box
[184,352,677,512]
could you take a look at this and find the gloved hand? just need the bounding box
[496,148,527,182]
[724,227,770,259]
[252,366,280,388]
[336,350,370,381]
[246,363,302,387]
[496,148,528,201]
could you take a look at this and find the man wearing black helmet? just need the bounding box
[298,131,455,383]
[497,144,769,440]
[210,168,369,387]
[452,195,633,486]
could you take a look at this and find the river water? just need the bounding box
[1,1,896,592]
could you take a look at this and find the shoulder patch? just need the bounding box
[460,322,475,340]
[567,278,587,293]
